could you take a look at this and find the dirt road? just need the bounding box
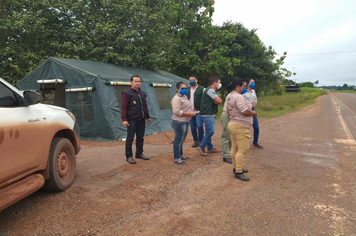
[1,93,356,235]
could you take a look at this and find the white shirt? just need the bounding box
[243,89,257,105]
[189,86,199,113]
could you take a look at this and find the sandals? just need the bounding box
[174,157,190,164]
[174,160,186,165]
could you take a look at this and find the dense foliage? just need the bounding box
[1,0,291,95]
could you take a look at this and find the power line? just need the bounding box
[285,50,356,56]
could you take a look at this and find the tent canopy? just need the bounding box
[17,57,189,141]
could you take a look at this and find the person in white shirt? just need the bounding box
[242,78,263,149]
[186,75,205,147]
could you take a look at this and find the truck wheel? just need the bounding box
[43,137,76,192]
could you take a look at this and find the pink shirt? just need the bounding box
[226,91,253,128]
[189,86,199,113]
[171,94,193,123]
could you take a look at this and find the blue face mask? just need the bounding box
[189,81,196,86]
[180,88,188,95]
[241,87,247,94]
[249,83,255,89]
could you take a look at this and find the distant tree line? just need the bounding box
[282,78,356,90]
[0,0,293,95]
[320,84,356,90]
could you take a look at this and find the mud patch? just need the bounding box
[0,128,4,145]
[14,129,19,139]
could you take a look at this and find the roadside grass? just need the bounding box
[336,90,356,93]
[217,87,327,120]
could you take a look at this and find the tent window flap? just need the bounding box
[109,81,131,86]
[39,83,66,107]
[37,79,65,84]
[154,87,171,110]
[70,91,93,122]
[113,85,131,106]
[66,87,93,92]
[152,83,172,88]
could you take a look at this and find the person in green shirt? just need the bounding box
[198,77,223,156]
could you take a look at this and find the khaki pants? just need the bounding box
[228,122,250,173]
[220,111,231,160]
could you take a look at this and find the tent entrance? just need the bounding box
[37,79,66,107]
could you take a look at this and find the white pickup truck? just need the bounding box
[0,77,80,211]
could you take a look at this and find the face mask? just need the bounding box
[241,87,247,94]
[250,83,255,89]
[180,88,188,95]
[217,83,222,90]
[189,81,196,86]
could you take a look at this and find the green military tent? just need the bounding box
[17,57,189,141]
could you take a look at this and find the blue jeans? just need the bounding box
[189,113,204,142]
[199,116,215,151]
[253,116,259,145]
[171,120,189,161]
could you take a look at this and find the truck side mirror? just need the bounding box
[23,91,42,106]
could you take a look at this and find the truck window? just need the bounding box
[0,82,19,107]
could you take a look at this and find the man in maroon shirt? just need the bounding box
[121,75,151,164]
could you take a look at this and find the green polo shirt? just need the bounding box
[200,87,218,115]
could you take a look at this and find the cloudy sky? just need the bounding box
[212,0,356,86]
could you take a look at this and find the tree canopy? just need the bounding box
[1,0,291,95]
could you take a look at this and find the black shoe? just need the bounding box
[233,168,248,173]
[192,141,200,148]
[223,158,232,164]
[126,157,136,164]
[235,172,249,181]
[252,143,264,149]
[136,154,150,160]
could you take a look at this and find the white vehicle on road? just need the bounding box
[0,77,80,211]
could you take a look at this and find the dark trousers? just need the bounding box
[252,116,260,145]
[125,119,145,158]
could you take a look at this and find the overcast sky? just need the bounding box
[212,0,356,86]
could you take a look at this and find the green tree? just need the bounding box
[0,0,73,84]
[168,0,216,85]
[0,0,176,84]
[342,83,349,90]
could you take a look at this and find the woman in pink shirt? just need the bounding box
[171,82,196,164]
[226,78,258,181]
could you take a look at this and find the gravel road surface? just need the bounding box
[1,92,355,235]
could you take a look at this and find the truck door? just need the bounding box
[0,81,44,184]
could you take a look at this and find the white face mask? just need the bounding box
[217,83,222,89]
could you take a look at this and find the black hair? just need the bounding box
[247,78,254,84]
[130,75,142,82]
[209,77,220,85]
[226,80,234,93]
[176,81,187,89]
[189,75,197,79]
[231,78,245,90]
